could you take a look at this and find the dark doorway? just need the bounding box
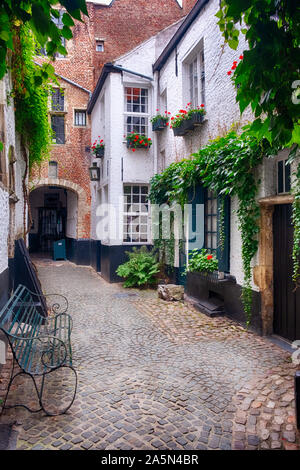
[38,207,66,253]
[29,186,69,255]
[273,204,300,341]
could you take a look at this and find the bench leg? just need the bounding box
[1,358,43,415]
[39,365,78,417]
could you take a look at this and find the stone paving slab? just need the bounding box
[0,260,299,450]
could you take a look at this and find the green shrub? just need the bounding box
[185,249,218,274]
[116,247,160,288]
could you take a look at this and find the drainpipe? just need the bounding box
[153,70,159,176]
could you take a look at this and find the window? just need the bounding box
[51,115,65,144]
[124,87,149,136]
[48,161,58,178]
[123,185,149,243]
[277,158,291,194]
[51,89,64,112]
[96,40,104,52]
[205,190,218,253]
[37,10,66,57]
[52,10,67,58]
[193,186,230,273]
[186,43,205,107]
[51,89,65,144]
[74,110,86,126]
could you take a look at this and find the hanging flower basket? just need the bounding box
[91,137,105,158]
[171,103,206,136]
[95,147,104,158]
[150,110,171,131]
[189,111,205,126]
[152,118,168,131]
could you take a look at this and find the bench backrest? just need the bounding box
[0,284,45,338]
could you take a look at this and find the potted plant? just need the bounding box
[91,136,105,158]
[126,132,152,152]
[187,103,206,126]
[185,248,219,282]
[170,103,206,135]
[150,110,171,131]
[170,108,190,136]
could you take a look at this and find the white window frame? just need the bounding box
[183,40,205,107]
[123,184,150,244]
[74,109,87,127]
[124,86,150,138]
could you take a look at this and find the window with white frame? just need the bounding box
[124,87,149,136]
[186,42,205,107]
[123,185,149,243]
[74,110,87,126]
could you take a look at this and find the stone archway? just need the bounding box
[29,177,89,239]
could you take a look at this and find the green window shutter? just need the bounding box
[217,195,230,272]
[189,183,205,247]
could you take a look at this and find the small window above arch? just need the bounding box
[49,161,58,179]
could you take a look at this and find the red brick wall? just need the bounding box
[92,0,198,84]
[32,0,197,239]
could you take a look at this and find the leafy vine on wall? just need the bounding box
[149,129,276,325]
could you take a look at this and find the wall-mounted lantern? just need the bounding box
[89,163,100,181]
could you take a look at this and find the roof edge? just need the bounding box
[87,63,120,114]
[153,0,210,73]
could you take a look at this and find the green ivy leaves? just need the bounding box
[149,130,272,324]
[216,0,300,151]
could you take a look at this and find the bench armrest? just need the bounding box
[25,288,69,315]
[6,332,68,371]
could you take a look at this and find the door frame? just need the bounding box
[253,194,294,335]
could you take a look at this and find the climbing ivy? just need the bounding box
[149,129,274,325]
[11,24,54,168]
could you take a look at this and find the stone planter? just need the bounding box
[94,147,104,158]
[152,118,168,132]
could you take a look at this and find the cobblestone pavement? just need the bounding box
[0,259,299,450]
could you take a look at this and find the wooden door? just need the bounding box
[273,204,300,341]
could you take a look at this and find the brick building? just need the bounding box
[29,0,197,265]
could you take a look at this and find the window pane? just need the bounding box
[75,110,86,126]
[125,87,148,114]
[48,161,58,178]
[123,185,148,242]
[51,115,65,144]
[51,89,64,111]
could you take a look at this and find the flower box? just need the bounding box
[152,118,168,132]
[183,118,195,131]
[172,118,194,136]
[172,122,188,136]
[126,133,152,151]
[190,112,205,126]
[95,147,104,158]
[126,141,149,149]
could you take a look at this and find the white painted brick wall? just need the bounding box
[0,186,9,274]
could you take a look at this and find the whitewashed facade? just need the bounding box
[89,0,299,337]
[0,72,27,309]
